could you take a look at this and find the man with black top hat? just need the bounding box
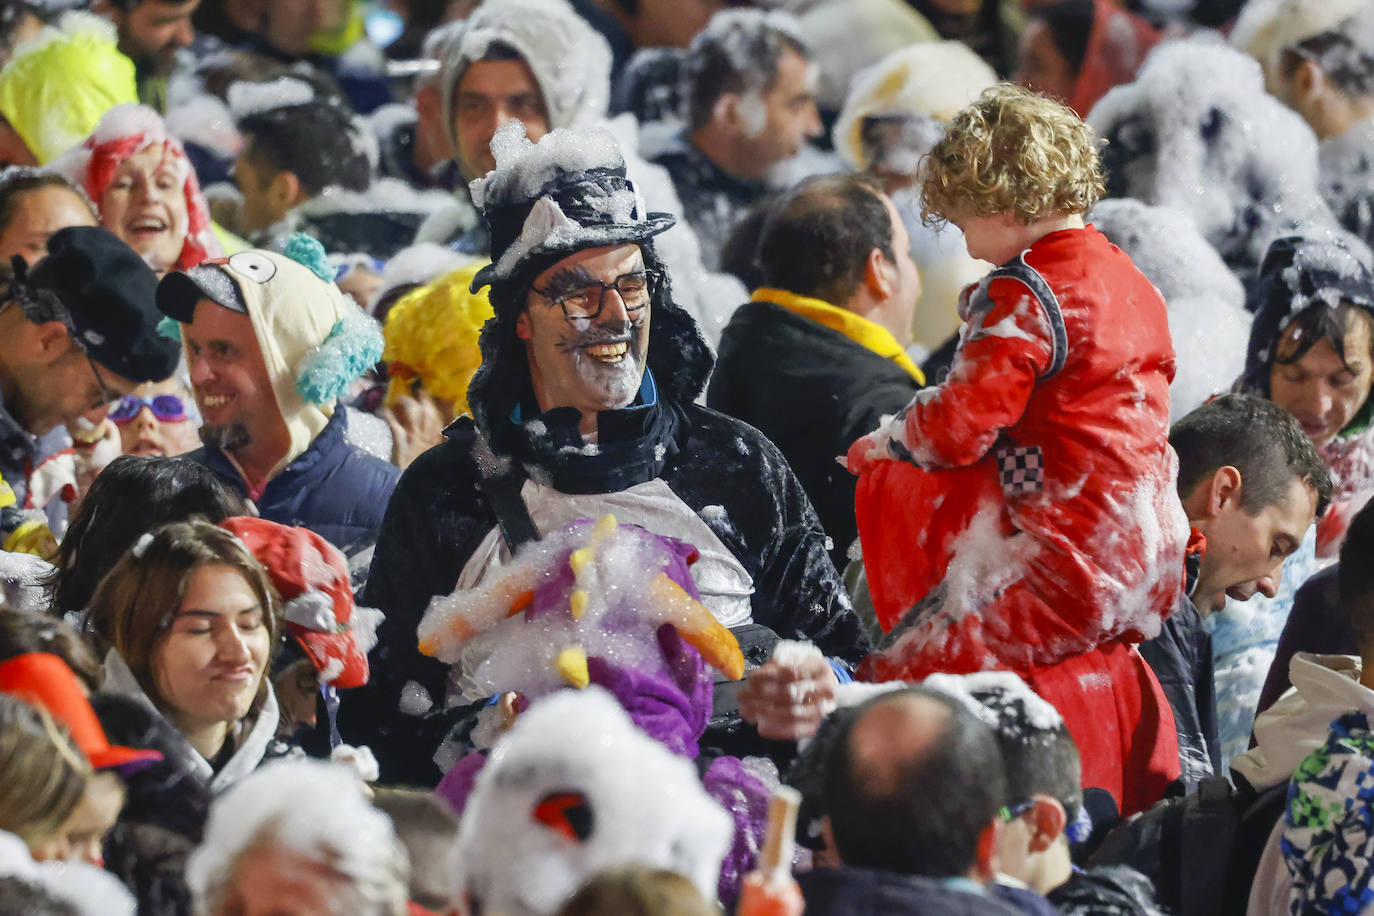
[0,225,179,524]
[347,122,868,786]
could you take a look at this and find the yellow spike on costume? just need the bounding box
[570,589,589,620]
[570,514,619,581]
[592,513,617,540]
[647,573,746,681]
[554,647,590,688]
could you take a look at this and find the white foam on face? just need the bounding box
[1090,198,1251,418]
[227,77,317,119]
[449,688,732,915]
[186,759,406,908]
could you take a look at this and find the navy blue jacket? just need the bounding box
[185,409,399,556]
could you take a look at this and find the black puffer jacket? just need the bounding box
[797,868,1027,916]
[1048,865,1173,916]
[708,299,923,566]
[346,243,868,785]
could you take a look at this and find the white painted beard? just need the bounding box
[575,350,643,409]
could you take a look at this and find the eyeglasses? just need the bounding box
[531,269,659,323]
[999,799,1036,822]
[83,351,122,411]
[109,393,189,424]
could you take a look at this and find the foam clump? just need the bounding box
[186,759,407,910]
[449,687,732,916]
[1089,37,1357,278]
[1091,198,1251,417]
[417,515,743,711]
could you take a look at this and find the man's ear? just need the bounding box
[32,320,73,361]
[863,247,893,301]
[713,93,742,131]
[1293,59,1322,101]
[515,309,532,341]
[1026,796,1067,854]
[268,170,307,213]
[1208,465,1244,515]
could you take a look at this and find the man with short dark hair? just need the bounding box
[708,173,923,566]
[233,95,448,259]
[651,9,822,270]
[94,0,198,110]
[1140,393,1332,784]
[800,686,1026,915]
[0,226,178,522]
[964,674,1166,914]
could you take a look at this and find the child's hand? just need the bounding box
[845,430,893,475]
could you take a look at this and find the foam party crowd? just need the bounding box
[2,0,1374,913]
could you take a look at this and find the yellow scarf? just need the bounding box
[751,288,925,384]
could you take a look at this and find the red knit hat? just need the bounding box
[0,652,163,772]
[219,517,375,689]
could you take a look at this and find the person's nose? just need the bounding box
[171,17,194,48]
[216,625,253,666]
[189,353,213,386]
[134,405,158,434]
[70,835,103,868]
[1312,381,1336,419]
[1257,562,1284,599]
[600,286,632,323]
[803,102,823,139]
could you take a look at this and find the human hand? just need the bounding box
[844,434,879,475]
[737,652,839,741]
[274,657,320,739]
[383,390,446,470]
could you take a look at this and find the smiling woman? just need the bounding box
[51,102,221,275]
[83,520,285,792]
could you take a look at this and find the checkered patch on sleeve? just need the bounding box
[996,445,1044,496]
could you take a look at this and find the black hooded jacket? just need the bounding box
[345,246,868,785]
[708,298,924,566]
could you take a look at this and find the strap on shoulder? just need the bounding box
[987,256,1068,381]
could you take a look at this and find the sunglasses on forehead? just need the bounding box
[109,394,189,424]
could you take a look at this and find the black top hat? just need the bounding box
[470,145,676,295]
[24,226,180,383]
